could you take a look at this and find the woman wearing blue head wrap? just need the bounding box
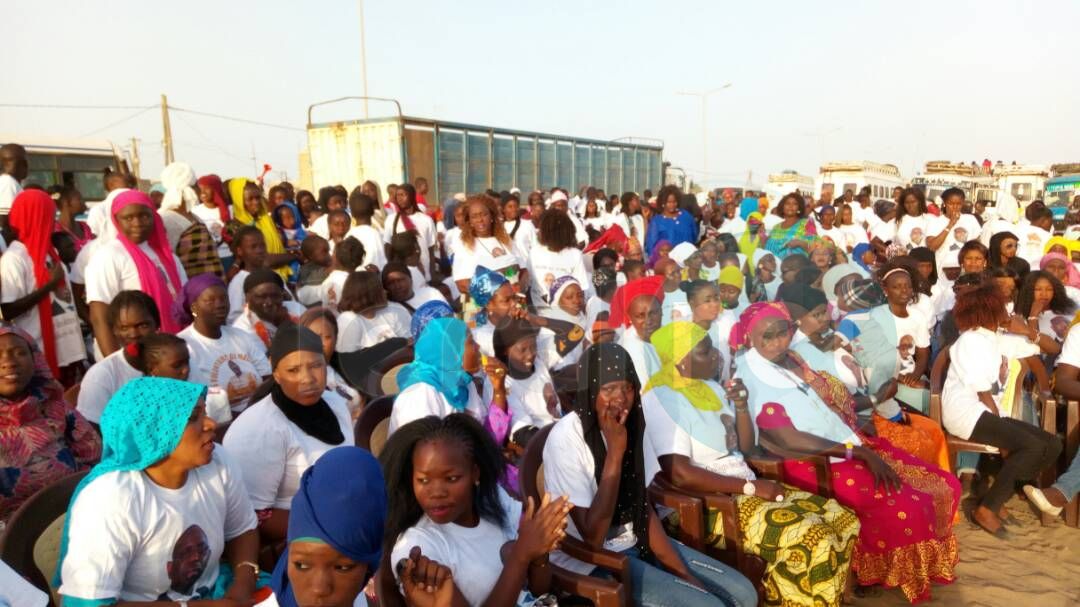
[469,265,510,327]
[410,299,455,342]
[268,446,387,607]
[57,377,262,605]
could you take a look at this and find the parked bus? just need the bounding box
[816,161,905,202]
[1045,164,1080,223]
[0,137,129,204]
[910,160,996,206]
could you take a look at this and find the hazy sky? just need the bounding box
[6,0,1079,189]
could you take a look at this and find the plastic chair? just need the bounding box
[0,470,88,607]
[354,394,396,457]
[520,424,630,607]
[338,340,413,400]
[928,348,1002,480]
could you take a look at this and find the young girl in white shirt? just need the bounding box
[384,413,569,607]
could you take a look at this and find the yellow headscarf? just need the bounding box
[1044,236,1080,257]
[644,321,724,411]
[738,211,766,268]
[227,178,291,280]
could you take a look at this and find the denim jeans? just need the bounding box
[597,542,758,607]
[1053,449,1080,498]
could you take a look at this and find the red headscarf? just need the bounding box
[608,276,665,328]
[583,224,628,255]
[728,301,791,350]
[195,174,232,224]
[111,191,185,334]
[9,190,63,376]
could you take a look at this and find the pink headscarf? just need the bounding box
[111,190,185,333]
[1039,252,1080,289]
[728,301,791,350]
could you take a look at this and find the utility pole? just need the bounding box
[130,137,141,179]
[160,94,174,165]
[676,83,732,183]
[358,0,369,118]
[250,143,257,178]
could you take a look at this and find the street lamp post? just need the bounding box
[358,0,369,118]
[677,83,732,181]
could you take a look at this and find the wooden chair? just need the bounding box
[338,340,413,401]
[354,394,396,457]
[928,348,1002,482]
[0,470,88,606]
[1053,399,1080,528]
[520,424,630,607]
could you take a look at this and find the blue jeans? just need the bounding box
[597,542,758,607]
[1053,449,1080,498]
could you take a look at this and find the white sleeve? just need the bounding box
[76,360,115,424]
[541,421,597,508]
[951,335,995,392]
[218,452,259,540]
[0,178,17,214]
[58,478,139,601]
[641,394,693,458]
[912,311,931,348]
[388,384,446,435]
[246,334,272,377]
[84,252,121,304]
[0,250,30,303]
[222,412,289,510]
[382,215,396,244]
[388,305,413,339]
[1058,325,1080,368]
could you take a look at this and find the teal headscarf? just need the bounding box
[396,317,472,411]
[55,377,208,586]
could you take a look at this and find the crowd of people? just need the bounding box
[0,137,1078,607]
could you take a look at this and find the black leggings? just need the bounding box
[968,412,1062,511]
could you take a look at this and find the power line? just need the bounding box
[172,111,251,162]
[169,106,303,132]
[0,103,154,110]
[78,105,157,138]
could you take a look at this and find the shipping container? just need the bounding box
[301,97,665,204]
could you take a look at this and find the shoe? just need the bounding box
[1023,485,1063,516]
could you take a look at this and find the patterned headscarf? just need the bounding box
[645,322,723,411]
[56,377,207,586]
[592,267,618,295]
[410,300,454,341]
[469,265,509,326]
[838,277,886,311]
[547,275,581,307]
[728,301,791,350]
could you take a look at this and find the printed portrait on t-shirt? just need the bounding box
[1051,316,1070,341]
[909,227,924,246]
[953,227,968,244]
[897,334,915,373]
[158,524,211,600]
[211,355,262,407]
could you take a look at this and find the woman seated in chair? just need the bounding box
[224,325,353,548]
[643,321,859,607]
[943,282,1062,537]
[57,377,261,604]
[732,302,961,604]
[482,318,560,448]
[0,326,100,524]
[608,276,665,382]
[264,446,386,607]
[382,414,569,607]
[299,307,363,419]
[543,343,759,607]
[783,283,952,472]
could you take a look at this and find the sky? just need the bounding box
[5,0,1080,189]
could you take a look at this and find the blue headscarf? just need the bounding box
[469,265,509,326]
[270,446,387,607]
[273,201,308,242]
[852,242,872,272]
[396,317,472,411]
[410,300,454,341]
[55,377,208,586]
[739,196,759,221]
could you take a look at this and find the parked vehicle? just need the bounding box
[816,161,905,201]
[0,137,129,204]
[910,160,996,206]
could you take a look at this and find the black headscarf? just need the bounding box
[572,343,651,558]
[268,324,344,446]
[244,267,284,294]
[493,318,539,380]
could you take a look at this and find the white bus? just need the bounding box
[816,161,905,202]
[767,170,815,197]
[0,137,131,204]
[911,161,996,207]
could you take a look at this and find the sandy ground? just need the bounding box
[870,494,1079,607]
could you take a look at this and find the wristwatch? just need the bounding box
[742,480,756,496]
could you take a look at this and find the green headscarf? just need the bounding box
[55,377,208,586]
[644,321,724,411]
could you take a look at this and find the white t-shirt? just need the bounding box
[190,203,232,260]
[879,306,930,373]
[642,383,754,480]
[978,218,1017,247]
[308,214,330,239]
[869,220,896,243]
[472,323,495,358]
[0,241,86,366]
[345,224,388,270]
[391,491,521,607]
[542,412,658,575]
[895,214,934,250]
[226,269,249,324]
[326,365,363,417]
[443,226,463,260]
[836,224,869,252]
[59,450,257,603]
[815,225,845,249]
[230,300,308,349]
[1016,224,1052,266]
[933,214,981,271]
[0,173,22,215]
[403,285,448,312]
[526,246,588,309]
[223,391,353,510]
[76,349,142,424]
[482,364,558,434]
[505,219,536,255]
[584,296,610,337]
[1057,323,1080,370]
[661,288,691,325]
[336,305,412,353]
[942,328,1006,440]
[387,381,486,436]
[619,328,660,386]
[85,240,188,305]
[319,269,351,310]
[715,216,747,240]
[179,325,271,412]
[383,212,437,279]
[451,237,523,282]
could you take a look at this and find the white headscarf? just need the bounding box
[159,162,199,212]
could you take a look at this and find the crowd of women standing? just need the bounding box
[0,147,1077,607]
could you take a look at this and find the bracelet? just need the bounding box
[844,441,854,461]
[236,560,260,576]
